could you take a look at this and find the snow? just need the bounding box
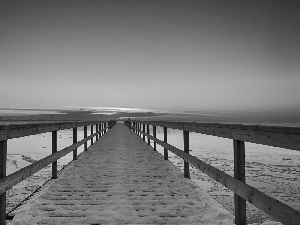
[9,124,235,224]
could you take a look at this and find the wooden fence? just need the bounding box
[0,120,116,224]
[125,120,300,225]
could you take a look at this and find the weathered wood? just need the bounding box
[100,123,102,137]
[0,121,108,141]
[153,126,156,151]
[91,125,93,145]
[130,120,300,152]
[96,124,99,141]
[137,130,300,225]
[0,140,7,225]
[183,131,190,178]
[52,131,58,179]
[147,125,150,145]
[234,140,246,225]
[73,128,77,160]
[143,124,145,141]
[0,128,103,196]
[164,127,168,160]
[84,126,87,151]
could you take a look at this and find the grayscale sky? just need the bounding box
[1,0,299,114]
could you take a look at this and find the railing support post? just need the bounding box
[73,128,77,160]
[183,130,190,178]
[84,126,87,151]
[234,140,246,225]
[91,125,93,145]
[147,125,150,145]
[100,123,102,137]
[96,124,99,141]
[142,124,145,141]
[52,131,57,179]
[164,127,168,160]
[0,140,7,225]
[153,126,156,151]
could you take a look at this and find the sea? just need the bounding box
[2,121,300,224]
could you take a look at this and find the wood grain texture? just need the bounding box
[130,120,300,151]
[0,125,110,196]
[0,121,110,141]
[128,123,300,225]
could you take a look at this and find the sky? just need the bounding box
[1,0,300,115]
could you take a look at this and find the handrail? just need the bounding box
[127,120,300,151]
[0,120,117,224]
[125,120,300,225]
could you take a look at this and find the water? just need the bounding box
[5,124,300,224]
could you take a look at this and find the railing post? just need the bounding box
[234,140,246,225]
[51,131,57,179]
[164,127,168,160]
[84,126,87,151]
[91,125,93,145]
[153,126,156,151]
[73,128,77,160]
[142,124,145,141]
[0,140,7,225]
[96,124,99,141]
[100,123,102,137]
[147,125,150,145]
[183,130,190,178]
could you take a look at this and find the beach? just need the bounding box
[4,124,300,224]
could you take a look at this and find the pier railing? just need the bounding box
[125,120,300,225]
[0,120,116,224]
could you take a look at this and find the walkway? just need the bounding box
[9,123,234,225]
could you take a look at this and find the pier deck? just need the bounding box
[9,123,234,225]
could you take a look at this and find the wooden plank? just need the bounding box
[142,124,145,141]
[153,126,156,151]
[0,140,7,225]
[234,140,246,225]
[0,128,103,196]
[52,131,58,179]
[84,126,87,151]
[164,127,168,160]
[73,128,78,160]
[91,125,93,145]
[134,129,300,225]
[96,124,99,141]
[0,121,108,141]
[147,125,150,145]
[183,131,190,178]
[130,120,300,152]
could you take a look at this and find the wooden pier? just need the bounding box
[1,120,300,225]
[7,123,234,225]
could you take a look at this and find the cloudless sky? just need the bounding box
[1,0,300,114]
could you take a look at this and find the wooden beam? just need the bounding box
[130,120,300,152]
[73,128,77,160]
[153,126,156,151]
[147,125,150,145]
[96,124,99,141]
[164,127,168,160]
[234,140,246,225]
[0,140,7,225]
[91,125,93,145]
[183,131,190,178]
[0,129,102,196]
[140,130,300,225]
[84,126,87,151]
[0,121,106,141]
[52,131,58,179]
[143,124,145,141]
